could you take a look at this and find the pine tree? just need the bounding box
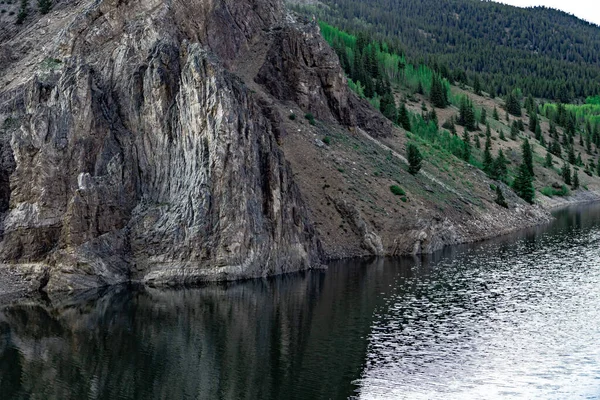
[513,163,535,204]
[493,107,499,121]
[473,75,482,95]
[550,121,558,139]
[429,108,438,129]
[480,108,487,124]
[492,149,508,182]
[597,159,600,176]
[525,95,536,115]
[586,132,592,154]
[37,0,51,14]
[506,91,522,117]
[568,146,576,165]
[561,163,572,185]
[380,93,397,122]
[540,133,546,148]
[535,122,542,142]
[550,140,562,158]
[529,113,538,132]
[407,143,423,175]
[462,129,471,162]
[510,121,519,140]
[430,74,447,108]
[562,131,569,146]
[522,139,534,177]
[16,0,28,24]
[398,103,411,132]
[495,186,508,208]
[499,129,506,141]
[572,170,580,189]
[576,152,583,167]
[483,135,493,174]
[458,96,476,131]
[544,152,553,168]
[416,81,424,95]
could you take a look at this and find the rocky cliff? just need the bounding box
[0,0,554,293]
[0,0,332,291]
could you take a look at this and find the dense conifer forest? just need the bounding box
[291,0,600,102]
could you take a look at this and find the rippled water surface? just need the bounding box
[1,204,600,399]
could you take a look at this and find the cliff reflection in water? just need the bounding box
[1,203,600,400]
[0,257,412,400]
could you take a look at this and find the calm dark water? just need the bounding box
[1,204,600,399]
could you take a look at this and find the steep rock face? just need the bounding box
[256,23,393,138]
[0,0,320,291]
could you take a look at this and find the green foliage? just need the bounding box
[541,185,570,197]
[567,146,576,165]
[298,0,600,101]
[491,149,508,182]
[407,143,423,175]
[561,163,572,185]
[528,113,538,132]
[506,91,522,117]
[473,75,482,96]
[37,0,50,14]
[482,134,493,174]
[319,22,451,107]
[461,129,471,162]
[410,115,465,160]
[430,73,448,108]
[323,136,331,146]
[513,163,535,204]
[15,0,26,24]
[458,95,476,131]
[493,107,499,121]
[495,186,508,208]
[572,170,580,189]
[288,113,296,121]
[305,113,316,126]
[540,187,554,197]
[398,103,411,132]
[586,96,600,105]
[521,139,534,177]
[510,121,519,140]
[390,185,406,196]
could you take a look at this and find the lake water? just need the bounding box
[1,204,600,399]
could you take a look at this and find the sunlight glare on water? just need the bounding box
[355,209,600,399]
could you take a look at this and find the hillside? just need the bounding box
[0,0,597,294]
[313,21,600,207]
[290,0,600,102]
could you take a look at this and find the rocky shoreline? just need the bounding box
[1,194,597,298]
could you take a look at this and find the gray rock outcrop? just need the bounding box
[0,0,322,291]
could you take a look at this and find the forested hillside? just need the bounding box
[315,20,600,208]
[290,0,600,102]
